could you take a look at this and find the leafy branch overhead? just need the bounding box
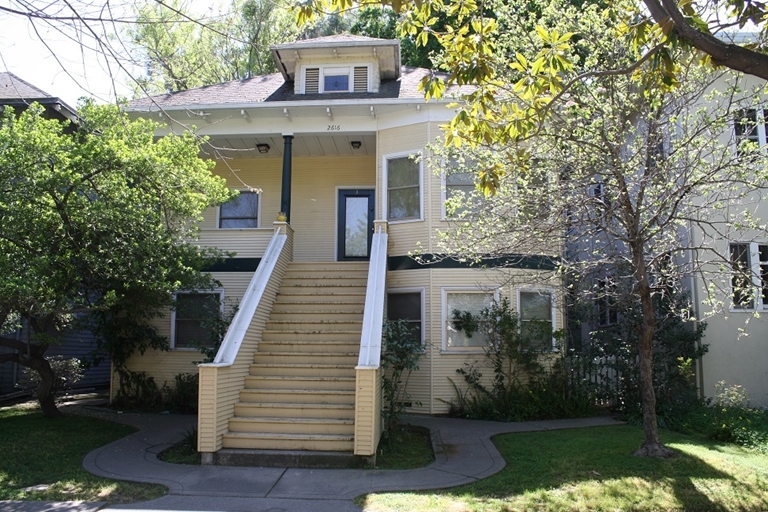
[298,0,767,194]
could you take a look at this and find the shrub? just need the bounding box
[447,298,597,421]
[381,319,425,437]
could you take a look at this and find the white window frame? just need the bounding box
[442,287,500,352]
[517,287,558,352]
[170,289,225,350]
[386,288,426,345]
[217,189,261,229]
[382,150,423,224]
[729,241,768,311]
[300,64,372,94]
[734,107,768,155]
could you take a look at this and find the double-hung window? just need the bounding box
[171,291,224,349]
[443,166,478,218]
[734,108,767,156]
[385,153,422,222]
[444,289,497,350]
[387,290,424,344]
[518,289,556,352]
[219,191,259,228]
[597,278,619,326]
[730,242,768,310]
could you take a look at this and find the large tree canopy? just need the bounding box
[0,102,233,417]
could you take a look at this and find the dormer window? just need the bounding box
[302,65,371,94]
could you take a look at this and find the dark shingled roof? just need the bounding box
[0,72,52,100]
[128,67,469,110]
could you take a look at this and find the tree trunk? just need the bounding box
[29,356,63,418]
[632,249,676,458]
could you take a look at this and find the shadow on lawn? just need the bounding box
[432,426,767,511]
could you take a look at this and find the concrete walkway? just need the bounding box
[3,412,623,512]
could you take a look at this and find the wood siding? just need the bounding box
[201,155,375,262]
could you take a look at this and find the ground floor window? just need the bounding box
[518,289,556,352]
[444,288,497,350]
[730,242,768,310]
[387,289,424,343]
[171,291,224,349]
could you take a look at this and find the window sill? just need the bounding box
[388,218,424,225]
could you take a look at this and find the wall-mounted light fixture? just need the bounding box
[350,141,362,150]
[256,143,270,154]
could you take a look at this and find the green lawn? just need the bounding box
[0,404,166,504]
[358,425,768,511]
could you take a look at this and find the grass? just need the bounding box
[357,425,768,511]
[374,424,434,469]
[0,403,167,504]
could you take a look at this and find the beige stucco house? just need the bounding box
[121,35,563,463]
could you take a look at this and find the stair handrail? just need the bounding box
[357,221,388,368]
[207,226,287,366]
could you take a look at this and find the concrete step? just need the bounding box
[210,449,368,468]
[234,401,355,419]
[228,416,355,435]
[221,432,354,451]
[250,363,356,377]
[261,330,362,342]
[258,340,359,353]
[244,375,355,391]
[239,388,355,404]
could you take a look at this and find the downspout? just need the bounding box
[688,219,705,399]
[280,134,294,222]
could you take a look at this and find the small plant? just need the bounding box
[17,355,84,398]
[381,319,425,437]
[713,380,750,408]
[113,370,163,411]
[162,373,199,413]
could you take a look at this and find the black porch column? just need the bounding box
[280,134,294,222]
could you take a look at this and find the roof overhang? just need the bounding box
[271,38,401,82]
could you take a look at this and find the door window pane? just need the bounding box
[345,197,368,257]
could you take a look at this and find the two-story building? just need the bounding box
[123,35,563,463]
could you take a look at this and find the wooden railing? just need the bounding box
[354,220,388,456]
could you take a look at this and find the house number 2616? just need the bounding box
[327,125,341,131]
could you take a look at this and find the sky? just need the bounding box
[0,3,136,107]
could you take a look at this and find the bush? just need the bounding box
[113,371,198,413]
[447,298,597,421]
[17,355,84,397]
[381,319,424,437]
[162,373,199,413]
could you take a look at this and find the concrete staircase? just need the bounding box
[220,261,368,457]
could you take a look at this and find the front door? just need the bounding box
[337,189,375,260]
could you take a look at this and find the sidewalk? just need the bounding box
[3,412,624,512]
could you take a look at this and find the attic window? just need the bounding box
[302,65,371,94]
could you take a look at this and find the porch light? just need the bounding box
[350,141,362,149]
[256,143,270,154]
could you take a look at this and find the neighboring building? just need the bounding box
[123,35,563,461]
[0,72,110,397]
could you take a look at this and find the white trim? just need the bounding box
[441,286,500,353]
[386,287,426,344]
[382,150,424,224]
[516,286,558,351]
[170,289,225,350]
[218,189,262,229]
